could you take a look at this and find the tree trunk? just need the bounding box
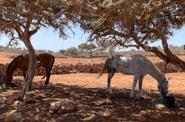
[21,38,36,99]
[89,50,93,57]
[161,37,185,70]
[144,44,185,70]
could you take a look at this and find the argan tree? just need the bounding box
[0,0,73,98]
[65,47,79,57]
[96,40,117,57]
[70,0,185,69]
[78,43,96,57]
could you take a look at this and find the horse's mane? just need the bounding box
[6,55,23,74]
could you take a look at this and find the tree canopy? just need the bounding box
[1,0,185,97]
[0,0,73,42]
[0,0,76,97]
[68,0,185,69]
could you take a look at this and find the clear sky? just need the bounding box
[0,26,185,52]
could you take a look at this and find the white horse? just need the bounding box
[97,55,168,99]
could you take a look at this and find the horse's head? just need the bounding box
[2,73,17,87]
[0,73,4,84]
[0,73,9,85]
[158,78,169,98]
[4,73,13,84]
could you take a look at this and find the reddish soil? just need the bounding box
[0,52,185,121]
[0,73,185,121]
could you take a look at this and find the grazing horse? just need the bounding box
[97,55,168,99]
[5,53,55,87]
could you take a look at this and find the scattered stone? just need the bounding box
[35,93,47,100]
[49,99,77,114]
[82,114,96,121]
[152,98,166,109]
[6,98,15,105]
[6,110,23,122]
[12,100,23,107]
[155,104,166,109]
[179,107,185,110]
[0,97,6,104]
[0,104,6,110]
[23,91,37,103]
[94,98,112,106]
[98,109,112,117]
[49,100,63,114]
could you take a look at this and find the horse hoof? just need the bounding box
[164,96,175,107]
[139,97,144,100]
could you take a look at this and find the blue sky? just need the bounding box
[0,26,185,52]
[0,26,89,52]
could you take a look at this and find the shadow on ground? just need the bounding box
[0,79,185,122]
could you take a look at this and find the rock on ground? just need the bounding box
[49,98,77,114]
[6,110,23,122]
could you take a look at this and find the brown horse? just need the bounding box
[5,53,55,87]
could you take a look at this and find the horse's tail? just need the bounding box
[50,55,55,72]
[96,59,108,79]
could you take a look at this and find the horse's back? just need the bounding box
[115,55,153,75]
[38,53,55,66]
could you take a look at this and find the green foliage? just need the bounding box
[0,0,73,45]
[78,43,96,57]
[64,47,79,57]
[0,83,7,89]
[78,43,96,50]
[70,0,185,48]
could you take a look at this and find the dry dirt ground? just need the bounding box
[1,52,185,121]
[1,73,185,122]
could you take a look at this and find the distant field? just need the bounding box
[1,51,185,65]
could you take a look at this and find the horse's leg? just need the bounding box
[130,75,139,99]
[43,65,52,85]
[107,68,115,94]
[45,71,50,85]
[23,69,27,78]
[6,75,17,87]
[138,76,144,100]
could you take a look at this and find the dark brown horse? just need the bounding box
[5,53,55,87]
